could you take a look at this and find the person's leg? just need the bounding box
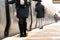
[55,18,57,22]
[39,18,43,29]
[40,18,44,29]
[37,18,40,28]
[23,18,27,37]
[54,16,57,22]
[39,18,41,28]
[18,17,24,37]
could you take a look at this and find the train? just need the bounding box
[0,0,55,39]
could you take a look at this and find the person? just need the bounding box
[35,0,45,29]
[4,0,30,37]
[54,13,60,22]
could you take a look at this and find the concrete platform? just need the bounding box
[2,22,60,40]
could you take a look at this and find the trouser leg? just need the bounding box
[23,18,27,35]
[18,17,24,35]
[39,18,44,29]
[54,17,57,22]
[18,17,27,37]
[37,18,39,28]
[39,18,41,28]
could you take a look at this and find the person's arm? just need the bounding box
[25,0,30,7]
[43,6,45,14]
[27,2,30,6]
[35,3,39,12]
[35,7,37,12]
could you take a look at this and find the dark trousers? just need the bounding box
[54,16,57,22]
[18,17,27,35]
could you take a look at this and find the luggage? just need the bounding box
[54,13,60,20]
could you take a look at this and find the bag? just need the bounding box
[56,16,60,19]
[54,14,60,20]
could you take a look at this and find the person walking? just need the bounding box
[35,0,45,29]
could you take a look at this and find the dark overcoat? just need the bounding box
[9,0,29,18]
[35,2,45,18]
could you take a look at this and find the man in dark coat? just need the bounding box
[5,0,30,37]
[35,1,45,29]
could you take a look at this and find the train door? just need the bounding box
[0,0,38,39]
[7,0,32,36]
[30,1,37,29]
[0,0,6,39]
[4,0,37,37]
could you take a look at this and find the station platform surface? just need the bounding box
[2,22,60,40]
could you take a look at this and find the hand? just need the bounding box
[14,12,18,18]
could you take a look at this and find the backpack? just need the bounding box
[54,13,60,20]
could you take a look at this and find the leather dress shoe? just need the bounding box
[20,33,28,37]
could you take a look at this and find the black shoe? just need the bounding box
[23,35,27,37]
[20,33,27,37]
[20,34,27,37]
[20,35,23,37]
[40,26,43,29]
[20,34,24,37]
[23,33,28,37]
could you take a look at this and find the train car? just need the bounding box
[0,0,6,39]
[0,0,55,39]
[0,0,37,39]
